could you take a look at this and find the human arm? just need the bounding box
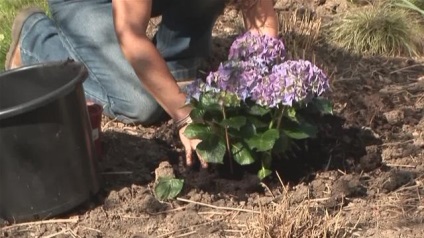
[112,1,206,167]
[241,0,279,37]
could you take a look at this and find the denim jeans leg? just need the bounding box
[19,13,70,65]
[20,0,164,124]
[153,0,226,80]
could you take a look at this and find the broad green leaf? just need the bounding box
[247,116,268,128]
[246,129,280,152]
[231,142,255,165]
[154,177,184,201]
[239,123,257,139]
[190,108,205,120]
[220,116,247,130]
[283,121,317,139]
[183,123,211,140]
[199,94,221,111]
[257,168,272,180]
[246,104,270,116]
[312,98,333,115]
[196,135,226,164]
[273,134,290,154]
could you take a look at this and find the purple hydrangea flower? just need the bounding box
[204,60,263,101]
[185,78,204,102]
[229,32,286,68]
[267,60,330,107]
[247,60,329,108]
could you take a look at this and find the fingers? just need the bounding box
[197,151,208,169]
[185,148,193,167]
[179,126,208,168]
[184,141,208,168]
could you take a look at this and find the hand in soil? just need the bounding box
[178,124,208,168]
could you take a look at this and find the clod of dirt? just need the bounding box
[323,195,348,209]
[154,161,175,182]
[359,145,382,172]
[331,174,367,198]
[104,190,121,209]
[315,0,326,6]
[376,170,415,193]
[0,218,7,227]
[359,126,382,146]
[139,194,167,214]
[214,174,262,195]
[274,0,293,10]
[290,184,311,204]
[167,210,203,228]
[309,177,331,199]
[383,109,404,125]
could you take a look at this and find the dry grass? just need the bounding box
[277,9,321,62]
[244,186,357,238]
[325,3,424,57]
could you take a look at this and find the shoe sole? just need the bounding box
[5,7,44,70]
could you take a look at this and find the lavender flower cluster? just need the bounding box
[186,32,330,108]
[228,31,286,67]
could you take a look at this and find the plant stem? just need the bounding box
[276,107,285,130]
[221,106,234,174]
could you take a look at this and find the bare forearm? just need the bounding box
[120,37,191,121]
[112,0,190,121]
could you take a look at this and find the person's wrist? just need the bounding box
[174,114,192,131]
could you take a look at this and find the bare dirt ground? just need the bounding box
[1,0,423,237]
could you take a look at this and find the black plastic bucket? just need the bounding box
[0,61,100,222]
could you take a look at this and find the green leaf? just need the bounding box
[257,153,272,180]
[273,133,291,154]
[246,129,280,152]
[247,116,268,128]
[239,123,257,139]
[312,98,333,115]
[196,135,226,164]
[220,116,246,130]
[246,104,270,116]
[231,142,255,165]
[258,168,272,180]
[154,177,184,201]
[183,123,211,140]
[286,107,298,122]
[190,108,206,120]
[283,121,317,139]
[199,94,221,112]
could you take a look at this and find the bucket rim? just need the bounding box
[0,60,88,120]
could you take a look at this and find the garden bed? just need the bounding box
[1,0,423,237]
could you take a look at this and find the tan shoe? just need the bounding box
[5,7,44,70]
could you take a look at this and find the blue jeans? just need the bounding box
[19,0,225,124]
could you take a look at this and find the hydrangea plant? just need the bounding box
[184,32,332,179]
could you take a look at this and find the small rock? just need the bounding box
[154,161,175,183]
[383,109,404,124]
